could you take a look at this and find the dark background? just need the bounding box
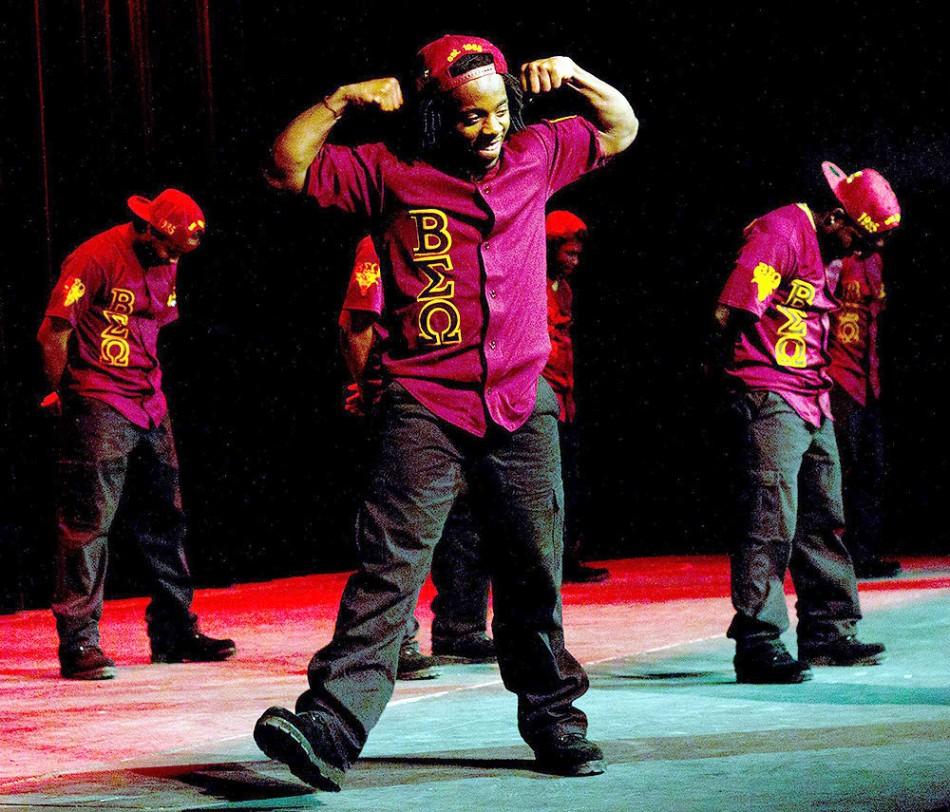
[2,2,947,610]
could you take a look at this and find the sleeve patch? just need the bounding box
[752,262,781,302]
[355,262,381,295]
[63,277,86,307]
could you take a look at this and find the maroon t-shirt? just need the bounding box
[542,277,576,423]
[44,224,179,429]
[828,253,885,406]
[718,204,839,427]
[307,116,606,437]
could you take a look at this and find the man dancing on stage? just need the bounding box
[542,210,610,583]
[714,162,899,684]
[254,34,637,789]
[37,189,236,680]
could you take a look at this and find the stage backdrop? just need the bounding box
[2,2,947,610]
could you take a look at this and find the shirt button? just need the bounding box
[484,186,491,194]
[487,387,494,396]
[484,243,490,251]
[490,289,497,299]
[490,340,496,350]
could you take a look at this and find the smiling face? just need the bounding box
[445,73,511,173]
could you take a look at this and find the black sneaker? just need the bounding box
[432,632,497,663]
[60,645,117,680]
[854,557,902,578]
[563,563,610,583]
[397,644,441,680]
[253,706,347,791]
[151,631,236,663]
[532,732,606,777]
[734,644,813,684]
[798,636,886,666]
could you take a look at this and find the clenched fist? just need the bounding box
[338,77,405,112]
[520,57,580,94]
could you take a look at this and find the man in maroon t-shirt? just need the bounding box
[254,35,637,789]
[714,162,900,684]
[541,210,609,583]
[37,190,235,680]
[828,252,901,578]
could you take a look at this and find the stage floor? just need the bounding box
[2,556,949,811]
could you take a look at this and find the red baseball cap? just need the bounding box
[127,188,206,253]
[821,161,901,234]
[417,35,508,92]
[546,210,588,240]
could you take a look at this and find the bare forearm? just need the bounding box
[567,65,638,156]
[37,318,71,390]
[267,89,349,192]
[521,57,638,157]
[268,78,405,193]
[338,315,376,387]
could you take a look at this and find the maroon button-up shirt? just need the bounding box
[718,204,839,427]
[306,116,606,436]
[44,224,179,429]
[828,253,886,406]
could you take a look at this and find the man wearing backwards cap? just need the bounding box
[254,34,637,788]
[37,190,235,680]
[541,210,610,583]
[713,163,900,684]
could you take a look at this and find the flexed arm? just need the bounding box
[520,57,638,157]
[267,78,405,192]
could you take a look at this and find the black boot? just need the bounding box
[151,630,236,663]
[532,732,606,776]
[734,642,813,684]
[254,706,349,791]
[798,635,886,666]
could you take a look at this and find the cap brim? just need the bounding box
[127,195,152,222]
[821,161,847,197]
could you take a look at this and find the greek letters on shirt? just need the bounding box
[835,280,862,345]
[408,208,462,346]
[774,279,816,368]
[100,287,135,367]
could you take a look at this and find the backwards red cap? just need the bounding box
[127,189,206,253]
[821,162,901,234]
[546,210,588,240]
[417,34,508,92]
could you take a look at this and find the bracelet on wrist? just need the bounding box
[323,94,344,119]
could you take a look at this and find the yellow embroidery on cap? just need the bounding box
[167,289,177,307]
[884,213,901,226]
[64,278,86,307]
[857,212,880,233]
[752,262,781,302]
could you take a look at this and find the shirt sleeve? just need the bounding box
[718,224,797,318]
[527,116,607,196]
[44,249,104,327]
[338,235,384,327]
[305,143,387,218]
